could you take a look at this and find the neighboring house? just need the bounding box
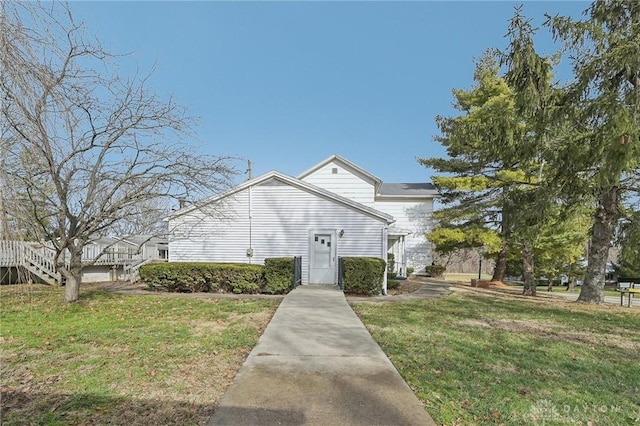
[80,236,168,283]
[168,155,439,291]
[0,236,167,285]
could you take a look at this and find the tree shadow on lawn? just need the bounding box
[436,287,640,329]
[0,388,215,426]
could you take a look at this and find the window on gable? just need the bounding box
[332,167,338,174]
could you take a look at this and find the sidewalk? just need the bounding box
[208,285,436,426]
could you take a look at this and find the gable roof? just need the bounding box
[377,182,440,198]
[169,170,395,224]
[297,154,382,187]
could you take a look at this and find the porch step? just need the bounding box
[22,262,60,285]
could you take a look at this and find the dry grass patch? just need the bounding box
[462,317,640,353]
[0,284,279,425]
[387,279,423,295]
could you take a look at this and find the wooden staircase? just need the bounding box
[22,243,61,285]
[1,241,61,285]
[123,257,152,282]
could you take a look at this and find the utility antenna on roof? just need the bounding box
[247,160,253,180]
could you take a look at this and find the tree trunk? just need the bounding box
[566,277,575,291]
[63,249,83,303]
[578,187,618,303]
[491,240,508,282]
[522,241,536,296]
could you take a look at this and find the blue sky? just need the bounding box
[71,1,589,185]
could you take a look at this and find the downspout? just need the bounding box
[382,226,388,295]
[403,234,409,278]
[248,185,253,264]
[246,160,254,264]
[401,235,406,277]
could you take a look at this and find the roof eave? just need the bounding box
[376,193,441,199]
[169,170,395,225]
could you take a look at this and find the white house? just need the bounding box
[298,155,439,277]
[168,155,438,292]
[80,236,168,282]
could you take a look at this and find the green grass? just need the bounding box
[0,284,279,425]
[508,285,620,298]
[352,289,640,426]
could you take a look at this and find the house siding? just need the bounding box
[169,179,387,284]
[300,160,376,207]
[374,198,435,272]
[82,265,125,283]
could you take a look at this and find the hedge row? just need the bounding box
[263,257,295,294]
[139,258,295,294]
[341,257,386,296]
[140,257,386,295]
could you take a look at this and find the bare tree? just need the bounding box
[1,2,238,302]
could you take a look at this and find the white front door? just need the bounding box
[309,232,335,284]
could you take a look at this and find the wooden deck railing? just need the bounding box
[1,240,60,284]
[81,243,161,266]
[2,240,165,283]
[0,240,25,267]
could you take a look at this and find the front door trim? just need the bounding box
[308,229,337,284]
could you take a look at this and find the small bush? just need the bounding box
[425,264,446,277]
[341,257,385,295]
[138,263,208,292]
[230,279,261,294]
[387,272,397,280]
[387,279,400,290]
[407,267,414,276]
[264,257,294,294]
[139,262,264,293]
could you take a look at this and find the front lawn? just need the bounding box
[0,284,278,425]
[508,285,620,298]
[352,288,640,425]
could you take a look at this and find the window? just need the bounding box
[332,167,338,174]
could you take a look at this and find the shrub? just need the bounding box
[204,263,264,294]
[407,267,414,276]
[387,279,400,290]
[264,257,294,294]
[229,278,261,294]
[425,264,446,277]
[341,257,385,295]
[139,262,265,293]
[387,271,397,280]
[138,263,207,292]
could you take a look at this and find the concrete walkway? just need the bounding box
[208,285,436,426]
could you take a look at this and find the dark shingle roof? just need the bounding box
[377,183,439,197]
